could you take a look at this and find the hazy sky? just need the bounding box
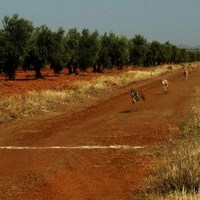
[0,0,199,46]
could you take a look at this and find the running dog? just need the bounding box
[161,78,171,92]
[131,89,145,104]
[183,69,189,80]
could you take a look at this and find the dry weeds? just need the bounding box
[139,87,200,200]
[0,65,173,121]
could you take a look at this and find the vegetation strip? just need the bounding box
[0,64,186,121]
[138,87,200,200]
[0,145,145,150]
[0,14,200,80]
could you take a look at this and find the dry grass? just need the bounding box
[138,87,200,200]
[140,140,200,199]
[181,87,200,136]
[146,190,200,200]
[0,63,198,121]
[0,66,169,120]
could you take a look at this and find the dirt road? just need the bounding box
[0,69,199,200]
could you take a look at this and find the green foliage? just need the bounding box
[98,32,129,69]
[34,25,52,62]
[64,28,80,74]
[0,29,7,64]
[23,25,51,78]
[162,41,174,64]
[64,28,80,64]
[0,14,200,78]
[78,28,100,70]
[48,27,65,75]
[24,26,66,77]
[1,14,34,79]
[98,32,113,68]
[3,14,33,59]
[115,36,130,68]
[129,34,149,66]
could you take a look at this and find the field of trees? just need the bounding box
[0,14,200,80]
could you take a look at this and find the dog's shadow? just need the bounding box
[155,93,163,96]
[156,92,169,96]
[119,110,132,114]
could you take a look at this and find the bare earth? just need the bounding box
[0,69,200,200]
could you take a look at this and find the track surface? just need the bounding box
[0,70,199,200]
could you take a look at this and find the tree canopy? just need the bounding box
[1,14,34,79]
[0,14,200,80]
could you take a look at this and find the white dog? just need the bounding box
[161,79,171,92]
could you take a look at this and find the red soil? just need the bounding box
[0,66,199,199]
[0,67,129,97]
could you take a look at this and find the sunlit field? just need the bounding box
[0,63,188,121]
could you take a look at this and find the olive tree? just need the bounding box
[1,14,34,80]
[129,34,149,66]
[78,28,100,71]
[23,25,51,78]
[98,33,113,69]
[48,27,65,76]
[98,32,125,69]
[114,35,130,69]
[0,29,6,74]
[149,40,163,66]
[24,25,65,78]
[64,28,81,75]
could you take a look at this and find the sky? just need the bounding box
[0,0,199,46]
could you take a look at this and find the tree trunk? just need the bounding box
[67,64,77,75]
[34,64,42,79]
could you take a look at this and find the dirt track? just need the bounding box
[0,69,199,200]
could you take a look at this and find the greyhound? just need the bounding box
[131,89,145,104]
[161,79,171,92]
[183,70,189,80]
